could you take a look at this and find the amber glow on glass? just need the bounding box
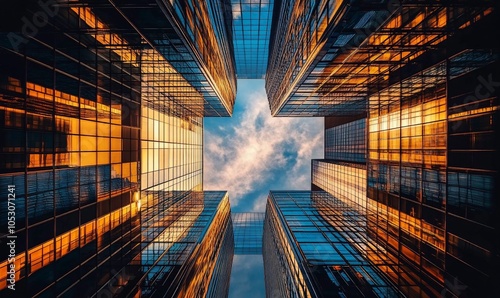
[266,3,490,116]
[177,194,231,297]
[71,7,138,64]
[0,201,139,290]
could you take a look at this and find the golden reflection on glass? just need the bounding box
[178,194,231,297]
[140,106,203,192]
[0,201,139,290]
[70,7,138,64]
[267,3,491,116]
[312,161,367,210]
[175,0,236,112]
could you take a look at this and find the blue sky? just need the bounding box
[228,255,265,297]
[203,79,324,212]
[204,79,323,297]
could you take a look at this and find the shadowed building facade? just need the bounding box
[0,0,235,297]
[267,0,500,297]
[263,191,400,298]
[231,0,274,79]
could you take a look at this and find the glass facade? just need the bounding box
[232,212,264,255]
[231,0,274,79]
[230,213,265,297]
[1,0,499,297]
[267,1,499,296]
[312,160,367,210]
[314,115,368,212]
[0,1,235,297]
[160,0,237,116]
[110,0,237,116]
[266,1,497,117]
[367,52,500,297]
[266,0,390,116]
[325,117,366,163]
[130,191,234,297]
[367,62,448,297]
[363,16,500,295]
[263,191,399,298]
[0,5,142,294]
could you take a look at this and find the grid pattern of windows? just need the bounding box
[367,50,499,298]
[141,48,206,117]
[266,1,499,296]
[0,1,236,296]
[207,212,235,298]
[131,191,233,297]
[266,2,494,116]
[266,0,346,115]
[167,0,236,115]
[368,65,447,167]
[325,118,366,162]
[263,191,399,297]
[232,0,274,79]
[232,213,265,254]
[312,160,367,210]
[135,39,209,295]
[104,0,236,116]
[0,5,142,295]
[367,61,451,298]
[139,47,204,205]
[445,53,499,294]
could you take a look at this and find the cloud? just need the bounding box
[204,80,323,212]
[232,5,241,19]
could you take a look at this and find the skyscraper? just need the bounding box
[130,191,234,298]
[263,191,400,297]
[266,0,499,296]
[231,0,274,79]
[1,0,499,297]
[266,0,389,116]
[0,0,235,296]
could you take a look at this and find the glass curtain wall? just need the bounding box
[0,0,236,296]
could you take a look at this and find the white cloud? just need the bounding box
[232,5,241,19]
[204,80,323,211]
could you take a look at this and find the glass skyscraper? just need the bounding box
[266,0,500,297]
[131,191,234,297]
[263,191,399,297]
[0,0,235,296]
[231,0,274,79]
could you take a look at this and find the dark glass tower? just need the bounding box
[131,191,234,298]
[267,0,500,297]
[263,191,400,297]
[0,0,235,296]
